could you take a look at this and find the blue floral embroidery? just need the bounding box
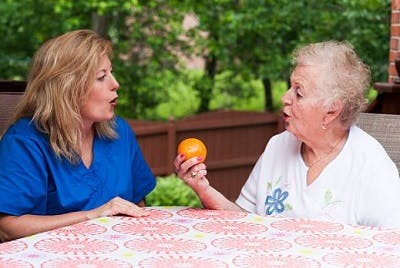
[265,188,288,215]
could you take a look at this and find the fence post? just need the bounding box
[166,120,177,175]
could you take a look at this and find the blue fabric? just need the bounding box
[0,116,156,216]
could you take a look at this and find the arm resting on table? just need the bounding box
[0,198,148,242]
[193,177,245,212]
[0,211,90,242]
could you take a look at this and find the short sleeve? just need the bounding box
[235,153,264,213]
[0,134,48,215]
[357,161,400,228]
[117,118,156,203]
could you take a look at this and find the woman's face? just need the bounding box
[281,65,326,141]
[80,56,119,125]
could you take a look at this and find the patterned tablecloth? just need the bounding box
[1,206,400,268]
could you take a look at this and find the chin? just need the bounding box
[283,121,290,130]
[96,113,115,122]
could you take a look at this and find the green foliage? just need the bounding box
[146,174,202,207]
[180,0,390,111]
[0,0,391,119]
[271,81,289,111]
[141,70,202,120]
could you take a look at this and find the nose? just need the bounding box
[110,74,119,91]
[281,88,292,105]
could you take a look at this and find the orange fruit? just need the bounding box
[177,138,207,162]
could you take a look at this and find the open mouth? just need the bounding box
[281,111,290,120]
[110,97,118,105]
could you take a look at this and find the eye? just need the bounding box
[294,87,303,98]
[97,74,106,81]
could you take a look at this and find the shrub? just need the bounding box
[146,174,202,208]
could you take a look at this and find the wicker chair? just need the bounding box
[0,92,24,137]
[0,81,26,137]
[356,112,400,171]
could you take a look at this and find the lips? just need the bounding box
[110,96,118,105]
[281,110,290,121]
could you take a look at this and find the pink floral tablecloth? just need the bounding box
[1,206,400,267]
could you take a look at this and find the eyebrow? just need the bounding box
[96,69,106,76]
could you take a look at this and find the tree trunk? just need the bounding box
[91,13,108,36]
[198,55,217,113]
[262,78,273,111]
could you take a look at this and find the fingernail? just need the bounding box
[197,157,202,161]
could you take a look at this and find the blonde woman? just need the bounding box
[0,30,156,241]
[175,41,400,228]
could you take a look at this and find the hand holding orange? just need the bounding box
[177,138,207,162]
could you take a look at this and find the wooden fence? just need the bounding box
[129,110,281,201]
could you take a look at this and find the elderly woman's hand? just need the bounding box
[174,154,209,191]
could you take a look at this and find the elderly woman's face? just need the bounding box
[80,56,119,125]
[281,65,325,140]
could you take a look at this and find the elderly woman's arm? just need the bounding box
[174,154,245,212]
[194,182,245,211]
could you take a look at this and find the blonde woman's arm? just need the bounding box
[0,196,147,242]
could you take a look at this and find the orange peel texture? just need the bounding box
[177,138,207,162]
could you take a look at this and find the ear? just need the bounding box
[323,100,343,125]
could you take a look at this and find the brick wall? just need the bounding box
[389,0,400,82]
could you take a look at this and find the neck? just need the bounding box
[302,130,348,168]
[80,124,95,168]
[81,120,94,138]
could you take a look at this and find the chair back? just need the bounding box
[0,81,26,136]
[356,112,400,171]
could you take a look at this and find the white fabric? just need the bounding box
[236,125,400,228]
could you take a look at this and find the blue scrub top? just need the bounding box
[0,116,156,216]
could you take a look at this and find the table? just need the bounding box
[1,206,400,267]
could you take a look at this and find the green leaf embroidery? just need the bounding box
[267,182,272,192]
[284,203,293,211]
[324,190,333,204]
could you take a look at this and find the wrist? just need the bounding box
[85,210,96,220]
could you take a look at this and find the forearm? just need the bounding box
[0,197,149,242]
[194,184,244,212]
[173,155,244,212]
[0,211,90,242]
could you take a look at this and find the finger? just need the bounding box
[189,169,198,179]
[198,169,207,177]
[188,168,207,180]
[173,154,183,169]
[110,197,150,217]
[121,199,150,216]
[188,163,206,175]
[174,154,186,174]
[180,158,204,176]
[119,203,150,217]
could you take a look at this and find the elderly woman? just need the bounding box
[0,30,156,241]
[175,41,400,228]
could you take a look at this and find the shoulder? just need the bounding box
[347,125,393,163]
[346,125,398,177]
[259,130,301,164]
[2,117,45,142]
[0,118,50,162]
[113,116,135,136]
[114,116,131,130]
[267,130,300,150]
[111,116,140,146]
[349,125,383,145]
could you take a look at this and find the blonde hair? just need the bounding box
[14,29,117,163]
[292,41,371,126]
